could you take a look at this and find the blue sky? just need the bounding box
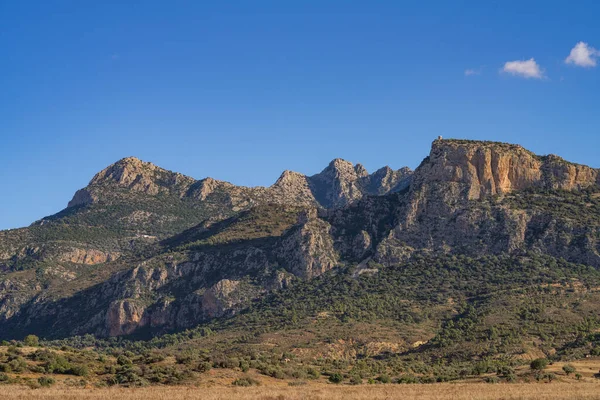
[1,1,599,230]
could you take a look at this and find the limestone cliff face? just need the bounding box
[58,248,120,265]
[377,139,600,266]
[401,140,598,226]
[106,299,147,336]
[276,210,338,279]
[415,139,598,201]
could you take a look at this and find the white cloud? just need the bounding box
[565,42,599,67]
[464,68,481,76]
[501,58,544,79]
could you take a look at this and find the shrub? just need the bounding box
[23,335,39,347]
[377,374,391,384]
[306,367,320,379]
[530,358,549,371]
[562,364,576,376]
[196,361,212,373]
[349,375,362,385]
[117,355,133,366]
[70,364,89,377]
[485,376,500,383]
[232,377,260,387]
[8,357,28,373]
[45,355,72,374]
[328,373,343,384]
[240,360,250,373]
[38,376,55,387]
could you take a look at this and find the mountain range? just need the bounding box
[1,138,599,377]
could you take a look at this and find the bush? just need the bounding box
[70,364,89,377]
[38,376,56,387]
[23,335,39,347]
[45,355,72,374]
[306,367,320,379]
[349,375,362,385]
[485,376,500,383]
[232,377,260,387]
[377,374,391,384]
[329,373,343,384]
[240,360,250,373]
[117,355,133,366]
[530,358,548,371]
[8,357,28,373]
[562,364,576,376]
[196,361,212,373]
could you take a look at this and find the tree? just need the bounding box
[562,364,576,376]
[530,358,548,371]
[23,335,39,347]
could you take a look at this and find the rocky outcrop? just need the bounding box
[68,157,196,207]
[67,156,412,211]
[414,139,598,203]
[58,248,120,265]
[375,139,600,266]
[276,212,338,279]
[106,299,147,336]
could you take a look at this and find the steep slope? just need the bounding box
[0,157,409,327]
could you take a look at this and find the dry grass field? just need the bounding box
[1,382,600,400]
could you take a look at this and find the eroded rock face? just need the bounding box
[58,248,120,265]
[277,213,338,279]
[417,140,598,203]
[376,139,600,266]
[106,299,147,336]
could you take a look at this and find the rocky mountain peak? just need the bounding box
[321,158,358,179]
[68,157,196,207]
[273,170,307,186]
[66,155,414,211]
[354,163,368,178]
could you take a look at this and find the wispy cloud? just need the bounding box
[464,68,481,77]
[501,58,544,79]
[565,42,599,67]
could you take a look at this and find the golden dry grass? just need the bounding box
[2,383,600,400]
